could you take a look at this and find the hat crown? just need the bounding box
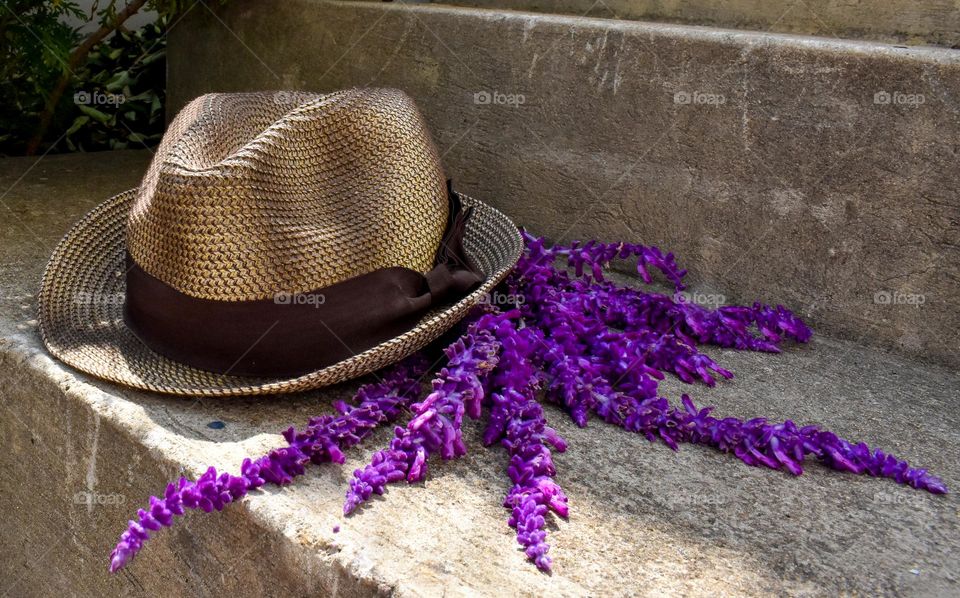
[126,89,449,301]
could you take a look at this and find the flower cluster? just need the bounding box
[477,311,568,571]
[679,395,946,491]
[110,232,945,575]
[526,234,688,290]
[511,232,738,427]
[343,323,500,514]
[602,394,947,493]
[109,356,429,572]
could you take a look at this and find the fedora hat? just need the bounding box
[38,89,522,396]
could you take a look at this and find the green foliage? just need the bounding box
[63,18,166,152]
[0,0,225,156]
[0,1,82,154]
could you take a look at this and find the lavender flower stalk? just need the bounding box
[109,356,429,572]
[672,395,947,493]
[343,322,500,514]
[514,231,812,355]
[477,311,569,571]
[520,231,688,291]
[605,393,949,493]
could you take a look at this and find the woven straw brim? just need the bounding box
[38,189,522,396]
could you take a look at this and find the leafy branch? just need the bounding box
[25,0,149,155]
[1,0,227,156]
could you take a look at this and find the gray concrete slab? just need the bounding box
[167,0,960,369]
[1,151,958,596]
[399,0,960,47]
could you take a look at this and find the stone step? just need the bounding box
[168,0,960,369]
[0,152,960,596]
[381,0,960,47]
[1,151,958,596]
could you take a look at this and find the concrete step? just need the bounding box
[395,0,960,47]
[168,0,960,369]
[2,151,959,596]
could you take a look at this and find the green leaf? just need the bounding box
[125,91,153,102]
[140,49,166,66]
[65,115,91,136]
[77,104,110,124]
[105,70,132,91]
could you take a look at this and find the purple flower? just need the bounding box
[617,393,948,494]
[111,231,945,576]
[343,321,501,514]
[520,231,688,291]
[109,355,429,572]
[476,311,569,571]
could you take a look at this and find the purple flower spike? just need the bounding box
[514,232,811,362]
[344,321,501,514]
[109,355,430,572]
[607,393,948,495]
[520,229,687,291]
[477,311,569,572]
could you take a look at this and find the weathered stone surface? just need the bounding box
[378,0,960,47]
[167,0,960,368]
[2,151,959,597]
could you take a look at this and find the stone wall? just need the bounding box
[390,0,960,47]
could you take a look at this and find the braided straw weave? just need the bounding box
[37,89,522,396]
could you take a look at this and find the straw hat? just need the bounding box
[37,89,522,396]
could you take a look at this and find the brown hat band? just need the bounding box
[123,189,482,378]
